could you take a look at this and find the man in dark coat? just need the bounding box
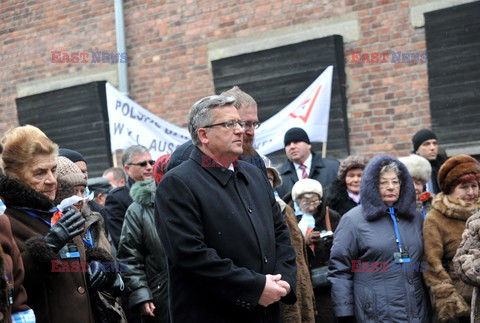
[104,145,153,250]
[155,95,297,322]
[411,128,447,195]
[276,127,339,199]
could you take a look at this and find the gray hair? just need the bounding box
[187,95,236,146]
[220,86,257,110]
[379,161,402,179]
[103,166,127,182]
[121,145,149,166]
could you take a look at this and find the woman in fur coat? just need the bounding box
[454,210,480,323]
[264,162,316,323]
[325,156,367,216]
[422,154,480,322]
[0,125,94,323]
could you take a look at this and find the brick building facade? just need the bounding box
[1,0,479,170]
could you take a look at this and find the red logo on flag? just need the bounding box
[288,85,323,123]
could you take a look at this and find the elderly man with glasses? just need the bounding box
[155,95,297,323]
[104,144,153,250]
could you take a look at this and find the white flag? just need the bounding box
[254,66,334,155]
[105,83,190,160]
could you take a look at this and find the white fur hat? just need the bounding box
[399,154,432,183]
[291,178,323,201]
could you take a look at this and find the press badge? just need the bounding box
[394,251,411,264]
[59,243,80,259]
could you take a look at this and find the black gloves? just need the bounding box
[88,260,109,291]
[337,316,356,323]
[45,209,85,253]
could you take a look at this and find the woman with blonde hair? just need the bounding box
[0,125,94,323]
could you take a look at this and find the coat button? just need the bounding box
[246,303,251,309]
[241,301,245,307]
[77,286,86,294]
[264,257,268,264]
[236,300,241,306]
[248,207,252,213]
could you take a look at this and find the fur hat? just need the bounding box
[399,154,432,184]
[412,129,437,152]
[292,178,323,201]
[338,155,368,181]
[263,156,282,188]
[438,154,480,194]
[284,127,310,146]
[153,154,171,185]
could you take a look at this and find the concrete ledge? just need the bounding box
[410,0,479,28]
[16,66,118,98]
[444,141,480,157]
[208,12,359,62]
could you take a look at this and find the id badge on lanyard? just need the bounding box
[389,207,411,264]
[59,242,81,259]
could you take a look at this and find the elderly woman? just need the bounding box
[292,178,340,323]
[399,154,433,218]
[329,154,430,322]
[423,154,480,322]
[0,125,94,322]
[325,156,367,216]
[263,161,316,323]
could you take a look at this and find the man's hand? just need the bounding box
[258,274,288,307]
[140,301,156,317]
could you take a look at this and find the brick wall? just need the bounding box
[0,0,433,157]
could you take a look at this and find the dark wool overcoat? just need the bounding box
[0,175,94,323]
[155,147,297,323]
[276,152,340,199]
[329,154,431,322]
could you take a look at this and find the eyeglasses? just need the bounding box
[379,180,401,188]
[128,160,155,167]
[244,121,261,129]
[300,199,321,208]
[203,120,247,130]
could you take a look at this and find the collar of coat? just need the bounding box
[432,192,480,221]
[279,152,324,176]
[129,178,155,207]
[360,154,418,221]
[0,174,54,211]
[189,146,250,187]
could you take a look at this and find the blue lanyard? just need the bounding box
[18,208,52,227]
[388,207,404,252]
[83,229,94,249]
[421,206,426,220]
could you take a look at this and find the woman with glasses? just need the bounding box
[329,154,430,322]
[291,178,340,323]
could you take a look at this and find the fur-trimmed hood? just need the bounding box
[0,174,54,211]
[129,178,155,207]
[360,154,418,221]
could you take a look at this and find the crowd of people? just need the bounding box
[0,87,479,323]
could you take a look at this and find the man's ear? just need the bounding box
[198,128,209,145]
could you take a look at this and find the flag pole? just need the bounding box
[322,141,327,158]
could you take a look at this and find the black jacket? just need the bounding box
[104,177,134,250]
[324,179,359,216]
[276,152,339,199]
[117,179,167,323]
[155,147,297,323]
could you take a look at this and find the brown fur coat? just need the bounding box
[423,193,480,322]
[277,198,316,323]
[453,211,480,323]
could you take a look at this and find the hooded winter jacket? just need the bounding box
[329,154,431,322]
[117,179,168,323]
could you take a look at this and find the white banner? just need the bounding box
[254,66,334,155]
[105,83,190,160]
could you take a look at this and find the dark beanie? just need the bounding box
[284,127,310,146]
[59,148,87,164]
[412,129,437,152]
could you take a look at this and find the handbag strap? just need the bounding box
[325,206,332,232]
